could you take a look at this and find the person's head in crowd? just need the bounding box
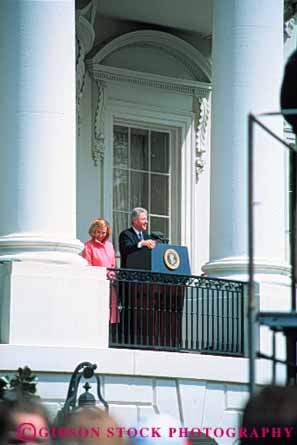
[280,49,297,135]
[61,406,126,445]
[130,208,148,232]
[240,385,297,445]
[88,218,112,243]
[0,403,10,445]
[1,394,50,445]
[129,414,186,445]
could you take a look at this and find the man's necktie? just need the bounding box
[138,231,143,240]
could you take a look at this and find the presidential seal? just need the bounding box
[164,248,180,270]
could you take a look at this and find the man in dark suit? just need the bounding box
[119,207,156,267]
[118,207,156,344]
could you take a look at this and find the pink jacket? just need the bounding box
[82,239,116,268]
[82,238,119,323]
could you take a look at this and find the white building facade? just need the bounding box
[0,0,296,443]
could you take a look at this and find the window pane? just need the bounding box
[112,124,176,247]
[151,174,169,215]
[113,126,128,168]
[131,128,148,170]
[130,171,149,210]
[150,217,169,239]
[113,211,129,254]
[113,169,128,210]
[151,132,169,173]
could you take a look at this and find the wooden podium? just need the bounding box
[124,244,190,348]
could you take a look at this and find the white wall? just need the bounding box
[1,344,251,445]
[77,28,211,274]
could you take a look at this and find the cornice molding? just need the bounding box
[87,64,211,97]
[92,80,106,166]
[88,30,211,82]
[193,95,210,182]
[87,64,211,170]
[284,0,297,41]
[76,15,96,55]
[285,0,297,22]
[284,16,297,41]
[76,33,86,136]
[87,30,212,171]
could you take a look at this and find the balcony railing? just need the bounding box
[108,268,247,356]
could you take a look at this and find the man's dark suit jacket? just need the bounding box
[119,227,149,268]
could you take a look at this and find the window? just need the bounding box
[112,124,174,253]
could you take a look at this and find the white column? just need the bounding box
[0,0,84,264]
[204,0,288,280]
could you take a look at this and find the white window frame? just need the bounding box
[102,99,196,269]
[112,119,180,246]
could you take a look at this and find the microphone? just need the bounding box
[150,231,169,244]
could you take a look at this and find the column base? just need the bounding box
[202,256,290,284]
[0,261,110,348]
[0,234,86,264]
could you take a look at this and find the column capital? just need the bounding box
[0,234,86,264]
[203,256,290,284]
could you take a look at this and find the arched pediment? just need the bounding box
[90,30,211,83]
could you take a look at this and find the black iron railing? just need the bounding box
[108,268,247,356]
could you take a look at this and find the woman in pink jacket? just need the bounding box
[82,218,119,323]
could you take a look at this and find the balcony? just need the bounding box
[108,269,247,356]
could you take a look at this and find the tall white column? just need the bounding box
[0,0,84,264]
[204,0,288,280]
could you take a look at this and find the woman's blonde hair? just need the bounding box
[88,218,112,241]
